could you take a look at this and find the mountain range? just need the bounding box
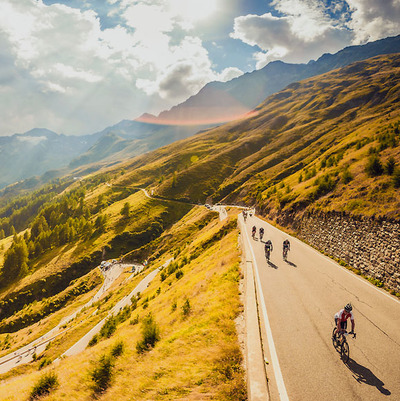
[1,34,400,190]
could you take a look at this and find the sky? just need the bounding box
[0,0,399,137]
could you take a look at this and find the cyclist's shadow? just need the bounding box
[346,358,391,395]
[284,259,297,267]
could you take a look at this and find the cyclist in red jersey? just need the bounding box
[334,303,355,336]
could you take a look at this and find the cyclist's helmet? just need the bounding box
[344,303,352,312]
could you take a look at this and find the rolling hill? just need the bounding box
[110,53,400,220]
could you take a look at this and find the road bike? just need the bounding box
[332,327,356,363]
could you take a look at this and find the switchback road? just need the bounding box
[243,213,400,401]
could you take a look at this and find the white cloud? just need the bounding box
[0,0,234,136]
[231,0,400,68]
[346,0,400,43]
[217,67,243,82]
[231,11,351,67]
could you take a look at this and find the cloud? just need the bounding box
[231,0,400,68]
[217,67,243,82]
[346,0,400,43]
[231,10,351,67]
[0,0,240,136]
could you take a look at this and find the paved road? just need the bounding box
[0,262,135,374]
[243,214,400,401]
[61,264,164,357]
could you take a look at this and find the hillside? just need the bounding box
[106,53,400,221]
[142,35,400,125]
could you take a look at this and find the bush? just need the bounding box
[38,356,52,370]
[116,305,131,323]
[182,298,191,317]
[88,334,99,347]
[100,316,117,338]
[385,157,396,175]
[30,371,59,400]
[136,313,160,353]
[342,168,353,184]
[110,340,124,358]
[89,354,114,394]
[310,174,336,199]
[365,155,384,177]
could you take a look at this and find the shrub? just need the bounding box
[30,371,59,400]
[385,157,396,175]
[88,334,99,347]
[171,300,177,313]
[341,168,353,184]
[100,315,117,338]
[182,298,191,317]
[365,155,383,177]
[130,296,138,309]
[89,354,114,394]
[175,270,184,279]
[116,305,131,323]
[38,356,52,370]
[311,174,336,199]
[136,313,160,353]
[110,340,124,358]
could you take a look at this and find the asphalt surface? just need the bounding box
[243,214,400,401]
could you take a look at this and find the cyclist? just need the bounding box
[334,303,355,340]
[252,225,256,239]
[283,239,290,259]
[242,210,247,222]
[264,239,273,260]
[259,227,264,241]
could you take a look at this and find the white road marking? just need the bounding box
[242,217,290,401]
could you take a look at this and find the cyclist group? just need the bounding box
[245,211,357,354]
[251,223,290,261]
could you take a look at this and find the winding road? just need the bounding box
[0,262,138,374]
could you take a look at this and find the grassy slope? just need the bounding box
[0,208,246,401]
[104,54,400,220]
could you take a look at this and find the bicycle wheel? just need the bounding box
[332,327,339,348]
[341,341,349,363]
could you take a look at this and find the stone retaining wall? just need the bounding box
[285,211,400,294]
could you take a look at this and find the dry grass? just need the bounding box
[0,210,246,400]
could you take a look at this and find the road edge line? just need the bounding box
[239,217,270,401]
[242,217,290,401]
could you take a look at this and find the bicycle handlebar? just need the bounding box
[343,330,356,339]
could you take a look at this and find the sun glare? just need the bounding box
[170,0,218,23]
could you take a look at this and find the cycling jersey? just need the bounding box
[334,309,354,322]
[265,241,273,250]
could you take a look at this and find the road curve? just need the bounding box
[243,214,400,401]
